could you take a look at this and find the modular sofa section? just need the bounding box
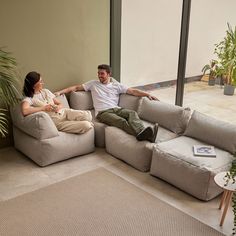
[13,126,95,167]
[11,96,95,167]
[105,126,153,171]
[105,124,178,172]
[150,135,234,201]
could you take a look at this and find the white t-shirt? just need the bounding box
[22,89,55,107]
[83,79,128,115]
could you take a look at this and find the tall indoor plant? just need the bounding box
[214,23,236,95]
[0,48,21,137]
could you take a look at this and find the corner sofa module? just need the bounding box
[11,95,95,167]
[150,111,236,201]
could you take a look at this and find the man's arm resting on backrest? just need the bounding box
[54,84,85,96]
[126,88,159,100]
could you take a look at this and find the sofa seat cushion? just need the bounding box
[138,98,191,134]
[105,126,153,172]
[13,126,95,167]
[89,110,106,148]
[184,110,236,154]
[150,136,234,201]
[142,120,178,143]
[93,120,107,148]
[105,124,177,172]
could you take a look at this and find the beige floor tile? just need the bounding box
[0,146,233,236]
[151,81,236,125]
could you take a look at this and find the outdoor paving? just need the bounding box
[150,81,236,125]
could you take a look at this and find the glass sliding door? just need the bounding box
[119,0,182,105]
[183,0,236,124]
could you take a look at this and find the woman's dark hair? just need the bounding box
[23,71,41,97]
[97,64,112,74]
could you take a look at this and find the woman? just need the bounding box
[22,71,93,134]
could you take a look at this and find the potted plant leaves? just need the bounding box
[214,23,236,95]
[224,153,236,235]
[202,59,219,86]
[0,48,21,137]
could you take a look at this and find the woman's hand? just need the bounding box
[51,104,60,113]
[43,104,53,112]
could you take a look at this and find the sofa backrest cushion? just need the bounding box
[184,110,236,154]
[138,98,191,134]
[55,94,70,108]
[11,104,59,140]
[69,91,93,110]
[70,91,142,113]
[118,94,142,112]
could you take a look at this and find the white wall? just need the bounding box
[186,0,236,77]
[121,0,236,87]
[0,0,110,91]
[121,0,182,87]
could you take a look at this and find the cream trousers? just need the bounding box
[49,108,93,134]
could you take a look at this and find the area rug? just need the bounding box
[0,168,224,236]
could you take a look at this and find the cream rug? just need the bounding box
[0,168,224,236]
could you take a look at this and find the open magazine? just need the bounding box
[193,145,216,157]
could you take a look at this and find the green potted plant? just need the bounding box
[224,153,236,235]
[202,59,219,86]
[214,23,236,95]
[0,48,21,137]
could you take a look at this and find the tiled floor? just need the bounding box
[151,81,236,124]
[0,81,235,235]
[0,147,232,236]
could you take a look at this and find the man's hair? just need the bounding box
[97,64,112,74]
[23,71,41,97]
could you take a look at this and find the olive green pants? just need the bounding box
[96,108,145,136]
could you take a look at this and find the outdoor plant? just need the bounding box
[202,59,218,77]
[202,59,219,85]
[224,153,236,235]
[0,48,21,137]
[214,23,236,87]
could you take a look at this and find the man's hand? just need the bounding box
[147,94,159,101]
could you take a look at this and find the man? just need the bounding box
[55,64,159,142]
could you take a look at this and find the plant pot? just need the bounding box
[224,84,235,96]
[208,78,215,86]
[215,76,224,85]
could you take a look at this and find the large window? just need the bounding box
[111,0,236,124]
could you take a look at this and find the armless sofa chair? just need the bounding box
[150,111,236,200]
[10,95,95,167]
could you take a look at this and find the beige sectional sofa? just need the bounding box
[11,91,236,201]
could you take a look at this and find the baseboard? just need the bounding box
[135,75,202,91]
